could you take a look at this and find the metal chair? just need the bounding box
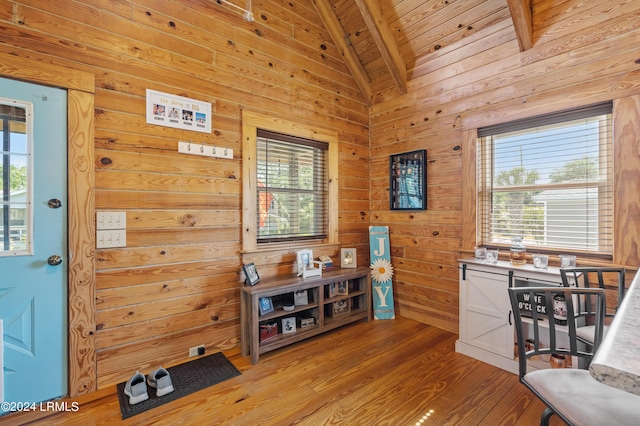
[560,267,626,345]
[508,286,640,426]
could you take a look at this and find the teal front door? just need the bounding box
[0,78,68,409]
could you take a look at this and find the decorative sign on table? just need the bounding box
[146,89,211,133]
[369,226,395,320]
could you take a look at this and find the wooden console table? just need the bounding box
[240,267,371,364]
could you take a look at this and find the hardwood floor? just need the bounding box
[3,316,566,425]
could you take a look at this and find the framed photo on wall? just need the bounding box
[341,248,357,268]
[242,262,261,286]
[390,149,427,210]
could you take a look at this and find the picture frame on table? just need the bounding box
[258,296,274,315]
[281,317,296,334]
[333,299,349,316]
[341,248,357,268]
[242,262,261,286]
[326,282,337,298]
[294,290,309,306]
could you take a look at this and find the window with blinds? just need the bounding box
[477,102,613,254]
[256,129,328,244]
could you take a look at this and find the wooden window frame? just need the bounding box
[474,105,613,255]
[242,110,338,253]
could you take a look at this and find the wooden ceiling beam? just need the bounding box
[507,0,533,51]
[354,0,407,94]
[312,0,372,104]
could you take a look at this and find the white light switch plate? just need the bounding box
[97,230,127,248]
[97,212,126,230]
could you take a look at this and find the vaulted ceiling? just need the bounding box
[312,0,532,105]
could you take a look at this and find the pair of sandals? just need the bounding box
[123,367,174,405]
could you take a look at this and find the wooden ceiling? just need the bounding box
[312,0,532,105]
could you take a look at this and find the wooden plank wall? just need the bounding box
[369,0,640,333]
[0,0,369,390]
[1,0,639,394]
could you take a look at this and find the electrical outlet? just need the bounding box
[96,229,127,248]
[189,345,205,357]
[97,212,127,230]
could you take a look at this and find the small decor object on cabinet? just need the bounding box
[326,282,337,298]
[258,297,274,315]
[259,322,278,343]
[333,299,349,316]
[300,317,315,329]
[281,317,296,334]
[318,255,334,270]
[390,149,427,210]
[510,236,526,265]
[297,249,323,278]
[485,249,499,264]
[532,254,549,270]
[515,290,547,319]
[474,247,487,261]
[559,254,576,267]
[294,290,309,306]
[242,262,261,286]
[341,248,357,268]
[337,281,348,295]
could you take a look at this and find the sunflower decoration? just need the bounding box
[370,258,394,283]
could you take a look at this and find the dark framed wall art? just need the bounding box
[390,150,427,210]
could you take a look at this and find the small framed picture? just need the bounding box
[258,297,274,315]
[333,299,349,315]
[337,281,348,295]
[281,317,296,334]
[294,290,309,306]
[341,248,357,268]
[242,262,260,286]
[326,282,337,298]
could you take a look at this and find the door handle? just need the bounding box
[48,255,63,266]
[48,199,62,209]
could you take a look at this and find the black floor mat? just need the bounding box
[116,352,241,419]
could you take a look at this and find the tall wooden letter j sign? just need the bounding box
[369,226,395,320]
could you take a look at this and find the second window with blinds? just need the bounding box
[477,102,613,256]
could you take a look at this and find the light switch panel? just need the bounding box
[96,230,127,248]
[97,212,126,230]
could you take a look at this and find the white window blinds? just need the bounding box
[477,102,613,255]
[256,129,328,244]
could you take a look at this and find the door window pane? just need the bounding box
[1,102,32,255]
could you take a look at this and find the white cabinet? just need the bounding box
[459,266,513,357]
[456,259,567,374]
